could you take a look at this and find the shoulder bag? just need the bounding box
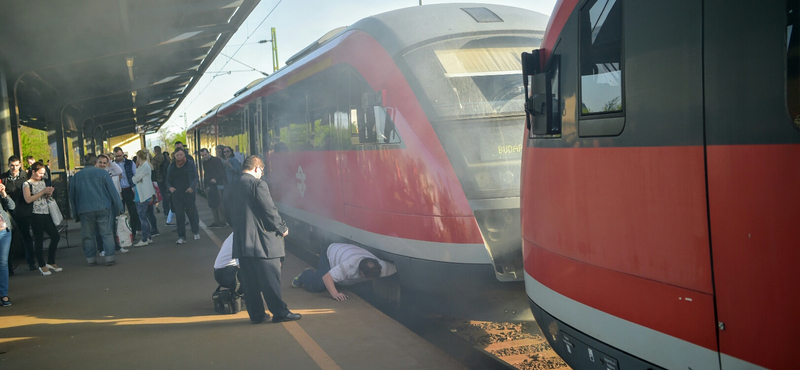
[47,198,63,225]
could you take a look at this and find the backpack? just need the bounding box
[212,286,241,314]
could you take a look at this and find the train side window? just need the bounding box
[218,110,244,155]
[788,0,800,128]
[349,71,401,146]
[578,0,625,137]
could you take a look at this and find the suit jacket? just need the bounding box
[225,173,288,259]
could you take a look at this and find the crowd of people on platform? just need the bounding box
[1,142,396,326]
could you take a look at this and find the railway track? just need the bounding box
[442,319,571,370]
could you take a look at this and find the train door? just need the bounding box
[241,105,250,157]
[251,99,263,157]
[703,1,800,368]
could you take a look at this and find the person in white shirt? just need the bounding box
[97,154,122,198]
[292,243,397,301]
[214,233,241,293]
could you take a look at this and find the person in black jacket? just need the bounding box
[166,149,200,244]
[0,156,34,272]
[224,155,300,323]
[199,148,226,228]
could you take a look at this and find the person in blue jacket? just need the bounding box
[69,153,123,266]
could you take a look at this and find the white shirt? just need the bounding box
[327,243,396,286]
[105,162,123,196]
[214,233,238,269]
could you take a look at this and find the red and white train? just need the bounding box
[188,4,548,320]
[522,0,799,368]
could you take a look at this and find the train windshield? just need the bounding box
[402,34,541,199]
[403,35,539,120]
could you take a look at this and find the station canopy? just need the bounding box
[0,0,259,137]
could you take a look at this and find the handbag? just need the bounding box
[212,286,241,314]
[149,181,163,205]
[47,198,63,225]
[116,214,133,247]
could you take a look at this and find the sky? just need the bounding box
[157,0,558,135]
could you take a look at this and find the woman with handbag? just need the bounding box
[132,150,159,247]
[22,162,61,276]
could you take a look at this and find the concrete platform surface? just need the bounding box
[0,201,465,370]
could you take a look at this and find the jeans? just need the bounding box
[298,246,332,293]
[171,191,199,238]
[146,203,159,234]
[30,214,59,267]
[80,209,115,262]
[0,228,12,296]
[96,214,121,252]
[136,202,151,241]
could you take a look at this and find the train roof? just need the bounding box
[188,3,549,131]
[349,3,548,58]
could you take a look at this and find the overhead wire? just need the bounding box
[169,0,283,130]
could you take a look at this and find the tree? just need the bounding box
[20,126,50,163]
[167,131,187,148]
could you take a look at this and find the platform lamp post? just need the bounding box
[258,27,279,72]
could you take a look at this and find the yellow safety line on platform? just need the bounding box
[283,321,343,370]
[201,220,342,370]
[198,220,224,246]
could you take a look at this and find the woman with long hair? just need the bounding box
[23,162,60,276]
[132,150,159,246]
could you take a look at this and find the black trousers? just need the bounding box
[157,181,170,215]
[30,214,59,267]
[214,265,242,294]
[11,212,34,267]
[171,191,199,238]
[239,257,289,322]
[121,187,140,232]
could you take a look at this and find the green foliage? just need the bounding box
[20,126,50,163]
[167,131,187,147]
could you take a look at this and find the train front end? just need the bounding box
[369,5,550,320]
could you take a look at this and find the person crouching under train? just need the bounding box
[292,243,397,301]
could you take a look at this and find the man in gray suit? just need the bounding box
[224,155,300,323]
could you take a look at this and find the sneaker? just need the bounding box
[165,222,176,226]
[100,251,106,257]
[176,238,186,245]
[1,296,11,307]
[119,247,130,253]
[151,233,160,237]
[291,274,303,288]
[193,234,201,240]
[133,240,150,247]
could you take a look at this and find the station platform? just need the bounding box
[0,201,465,370]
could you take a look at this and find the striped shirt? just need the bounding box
[326,243,396,286]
